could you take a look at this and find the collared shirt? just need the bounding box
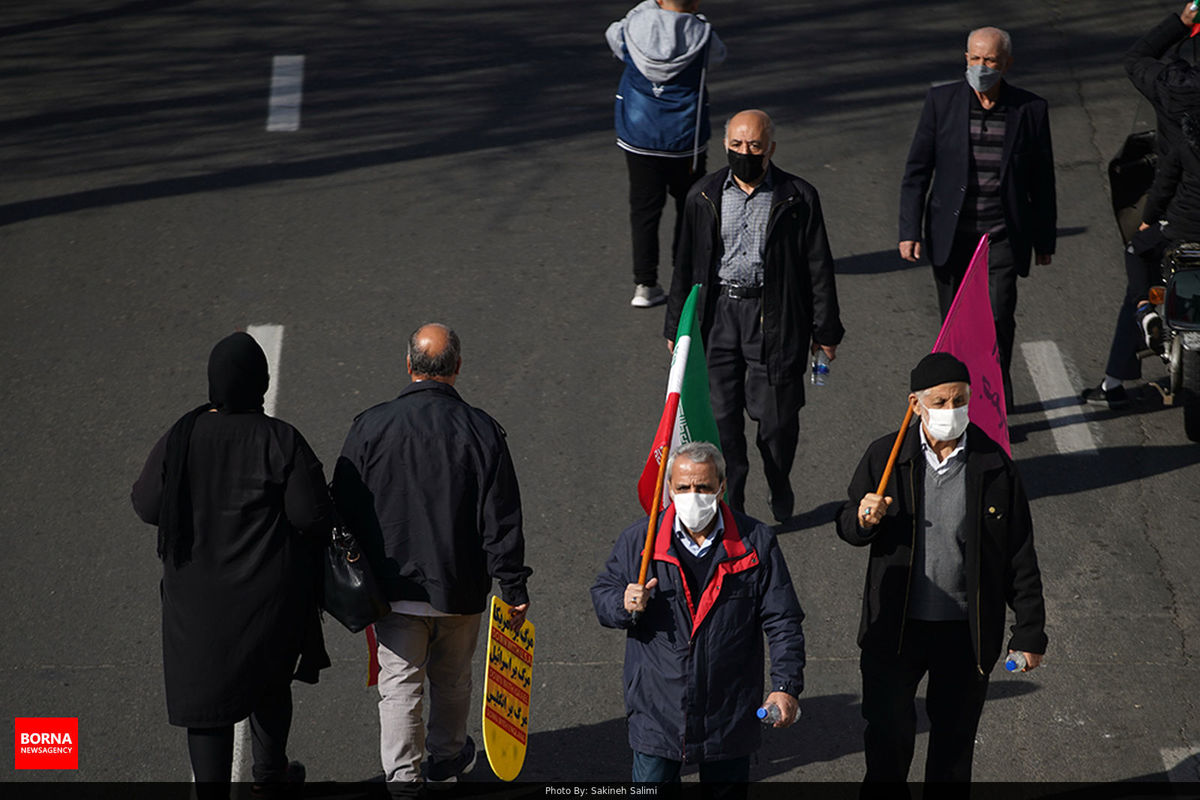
[673,509,725,557]
[718,168,775,287]
[921,428,968,475]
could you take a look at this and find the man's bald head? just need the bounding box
[724,109,775,144]
[967,27,1012,59]
[407,323,461,383]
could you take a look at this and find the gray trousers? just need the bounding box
[375,611,482,784]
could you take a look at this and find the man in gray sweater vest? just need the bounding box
[837,353,1047,792]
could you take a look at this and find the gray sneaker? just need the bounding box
[631,283,667,308]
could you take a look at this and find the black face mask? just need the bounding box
[727,148,766,184]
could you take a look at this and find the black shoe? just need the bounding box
[768,488,794,523]
[251,760,305,798]
[1081,382,1131,410]
[426,736,476,783]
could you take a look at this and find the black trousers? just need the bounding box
[706,293,804,511]
[1104,225,1169,381]
[625,150,705,286]
[933,232,1018,410]
[860,620,989,791]
[187,679,293,797]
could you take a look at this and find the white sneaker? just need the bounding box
[631,283,666,308]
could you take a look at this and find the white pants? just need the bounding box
[374,612,481,784]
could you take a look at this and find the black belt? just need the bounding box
[719,284,763,299]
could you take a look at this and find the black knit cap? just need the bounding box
[910,352,970,392]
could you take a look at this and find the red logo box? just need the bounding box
[14,718,78,770]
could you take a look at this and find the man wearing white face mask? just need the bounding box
[898,27,1057,413]
[836,353,1047,789]
[591,441,806,784]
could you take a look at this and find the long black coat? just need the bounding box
[836,423,1047,673]
[132,411,331,727]
[664,164,845,387]
[898,79,1057,276]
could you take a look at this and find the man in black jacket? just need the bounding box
[899,27,1056,411]
[665,108,844,522]
[1084,2,1200,408]
[333,323,531,796]
[837,353,1047,790]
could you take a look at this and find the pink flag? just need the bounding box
[931,235,1010,455]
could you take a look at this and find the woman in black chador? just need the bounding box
[132,331,331,794]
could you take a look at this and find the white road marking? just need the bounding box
[266,55,304,132]
[1020,340,1099,455]
[1162,747,1200,781]
[247,324,284,417]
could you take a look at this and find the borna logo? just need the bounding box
[14,718,78,770]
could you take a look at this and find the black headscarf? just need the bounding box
[157,332,269,566]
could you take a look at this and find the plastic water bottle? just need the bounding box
[756,703,799,725]
[1004,652,1028,672]
[810,351,830,386]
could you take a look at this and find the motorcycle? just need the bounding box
[1109,130,1200,442]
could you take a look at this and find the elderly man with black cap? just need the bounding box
[836,352,1047,789]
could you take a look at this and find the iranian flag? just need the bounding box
[637,285,722,513]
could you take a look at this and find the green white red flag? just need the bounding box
[637,285,722,513]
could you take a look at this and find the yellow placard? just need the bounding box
[482,596,534,781]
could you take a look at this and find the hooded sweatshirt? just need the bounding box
[607,0,726,156]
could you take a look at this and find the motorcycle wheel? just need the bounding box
[1184,347,1200,443]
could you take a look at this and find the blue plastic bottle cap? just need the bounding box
[756,707,768,719]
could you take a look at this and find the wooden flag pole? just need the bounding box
[876,405,915,497]
[632,445,669,624]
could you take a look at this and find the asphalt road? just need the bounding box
[2,0,1199,786]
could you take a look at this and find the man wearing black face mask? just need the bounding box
[899,27,1057,413]
[665,109,844,522]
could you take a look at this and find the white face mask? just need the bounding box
[672,490,720,531]
[922,402,970,442]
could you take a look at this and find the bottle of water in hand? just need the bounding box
[757,702,799,725]
[811,351,830,386]
[1004,652,1028,672]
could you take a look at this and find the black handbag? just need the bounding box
[321,518,390,633]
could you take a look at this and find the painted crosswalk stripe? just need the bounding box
[266,55,304,132]
[1020,340,1099,455]
[1162,747,1200,781]
[247,324,284,417]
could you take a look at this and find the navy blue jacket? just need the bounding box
[591,504,805,763]
[899,80,1056,277]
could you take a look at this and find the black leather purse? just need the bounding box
[321,517,390,633]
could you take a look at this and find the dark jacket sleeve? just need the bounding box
[131,430,169,525]
[898,88,938,244]
[757,530,806,696]
[284,430,332,536]
[1003,467,1048,655]
[836,437,888,546]
[1125,14,1191,104]
[805,188,845,347]
[481,432,531,607]
[665,184,705,341]
[1029,99,1057,258]
[1144,145,1182,224]
[591,527,638,630]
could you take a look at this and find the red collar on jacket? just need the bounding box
[653,501,759,638]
